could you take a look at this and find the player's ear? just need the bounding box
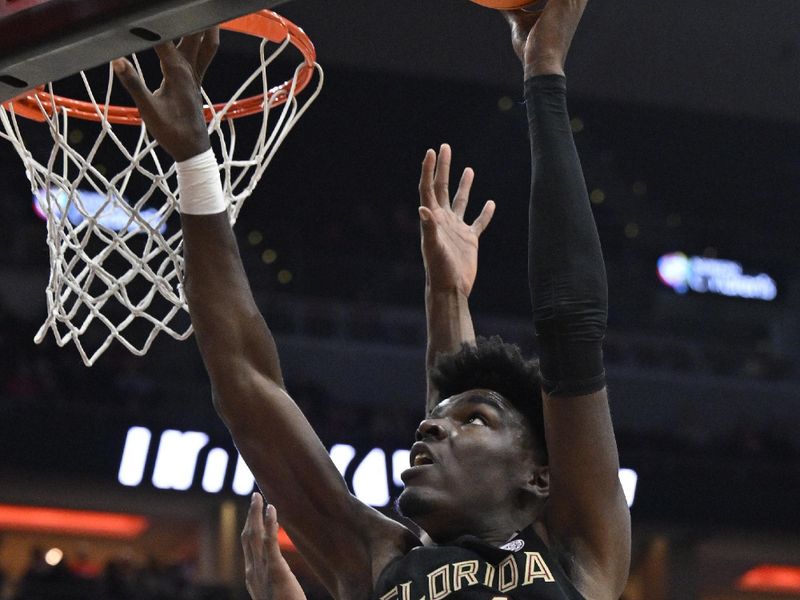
[523,465,549,501]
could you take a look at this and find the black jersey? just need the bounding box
[373,525,585,600]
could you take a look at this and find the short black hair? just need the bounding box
[430,336,547,463]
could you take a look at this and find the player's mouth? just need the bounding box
[409,442,436,467]
[401,442,439,483]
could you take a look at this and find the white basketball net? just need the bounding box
[0,31,323,366]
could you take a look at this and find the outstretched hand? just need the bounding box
[418,144,495,298]
[504,0,588,78]
[241,493,306,600]
[112,29,219,161]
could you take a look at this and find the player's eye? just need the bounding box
[466,414,487,426]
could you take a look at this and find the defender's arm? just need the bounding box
[418,145,495,414]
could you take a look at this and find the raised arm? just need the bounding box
[418,145,495,413]
[507,5,631,599]
[112,34,412,597]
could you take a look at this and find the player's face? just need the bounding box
[397,389,543,541]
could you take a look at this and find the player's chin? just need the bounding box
[396,486,438,521]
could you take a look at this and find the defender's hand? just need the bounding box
[418,144,495,297]
[241,493,306,600]
[112,29,219,161]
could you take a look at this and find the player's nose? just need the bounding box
[415,417,448,442]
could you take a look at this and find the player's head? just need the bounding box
[398,336,549,542]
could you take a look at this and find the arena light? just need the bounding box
[738,564,800,593]
[33,188,167,234]
[118,426,151,486]
[232,454,256,496]
[44,548,64,566]
[352,449,390,507]
[202,448,230,494]
[657,252,777,301]
[392,450,411,487]
[0,504,149,538]
[619,468,638,508]
[277,527,296,552]
[152,430,209,491]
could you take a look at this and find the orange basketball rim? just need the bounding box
[3,10,316,125]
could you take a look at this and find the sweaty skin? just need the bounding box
[113,1,630,598]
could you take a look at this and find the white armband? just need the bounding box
[176,148,227,215]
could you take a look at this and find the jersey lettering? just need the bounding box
[452,561,480,590]
[483,563,495,588]
[373,527,580,599]
[400,581,413,600]
[428,565,451,600]
[383,555,559,597]
[382,581,414,600]
[523,552,555,584]
[498,555,519,593]
[381,588,399,600]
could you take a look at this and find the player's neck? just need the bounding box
[428,508,537,547]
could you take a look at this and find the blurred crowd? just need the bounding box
[0,548,222,600]
[2,306,799,470]
[1,295,800,458]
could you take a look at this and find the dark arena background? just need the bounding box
[1,0,800,599]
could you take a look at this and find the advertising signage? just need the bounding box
[657,252,777,301]
[4,411,797,530]
[0,410,639,511]
[117,426,639,509]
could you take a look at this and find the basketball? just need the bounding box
[469,0,542,9]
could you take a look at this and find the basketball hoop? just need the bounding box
[0,9,324,366]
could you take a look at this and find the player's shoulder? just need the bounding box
[360,508,422,591]
[539,518,625,600]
